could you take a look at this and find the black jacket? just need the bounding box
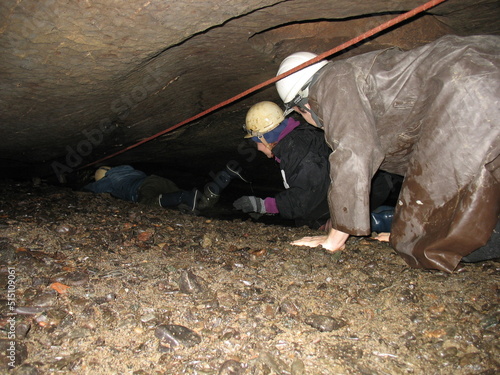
[272,123,403,229]
[272,123,331,228]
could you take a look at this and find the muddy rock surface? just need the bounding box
[0,180,498,374]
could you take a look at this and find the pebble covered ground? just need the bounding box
[0,180,498,375]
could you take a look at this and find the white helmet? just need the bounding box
[276,52,328,104]
[244,101,285,138]
[95,166,111,181]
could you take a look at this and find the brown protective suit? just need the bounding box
[309,35,500,272]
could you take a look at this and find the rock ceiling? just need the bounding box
[0,0,499,182]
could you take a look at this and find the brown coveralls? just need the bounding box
[309,35,500,272]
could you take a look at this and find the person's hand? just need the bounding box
[292,235,330,248]
[233,196,266,214]
[291,228,349,252]
[374,232,390,242]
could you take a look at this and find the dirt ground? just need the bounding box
[0,180,498,375]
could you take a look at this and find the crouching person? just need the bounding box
[233,101,402,232]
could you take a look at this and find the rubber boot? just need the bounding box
[197,185,220,210]
[370,205,395,233]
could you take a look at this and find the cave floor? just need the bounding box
[0,180,498,374]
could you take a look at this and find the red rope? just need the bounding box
[81,0,448,169]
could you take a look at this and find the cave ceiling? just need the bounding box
[0,0,499,182]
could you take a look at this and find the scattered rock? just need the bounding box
[218,359,246,375]
[154,324,202,352]
[291,359,306,375]
[31,291,57,307]
[10,363,40,375]
[178,270,205,294]
[0,180,497,374]
[279,298,301,317]
[304,314,348,332]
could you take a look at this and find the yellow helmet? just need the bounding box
[244,101,285,138]
[95,166,111,181]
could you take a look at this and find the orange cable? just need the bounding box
[80,0,448,169]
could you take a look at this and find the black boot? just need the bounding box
[462,219,500,262]
[160,189,200,213]
[198,185,220,210]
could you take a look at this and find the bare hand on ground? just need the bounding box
[291,228,349,252]
[374,232,390,242]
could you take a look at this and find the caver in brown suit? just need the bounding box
[308,35,500,272]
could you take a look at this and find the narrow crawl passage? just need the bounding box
[79,0,448,171]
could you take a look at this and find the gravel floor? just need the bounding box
[0,180,498,375]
